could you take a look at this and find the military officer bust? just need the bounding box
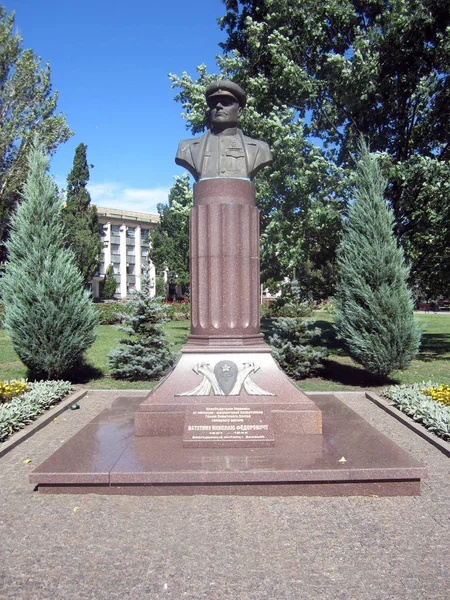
[175,80,272,181]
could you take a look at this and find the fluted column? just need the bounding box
[186,178,265,348]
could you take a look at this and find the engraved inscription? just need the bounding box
[183,405,274,447]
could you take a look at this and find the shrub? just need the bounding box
[0,380,72,442]
[382,382,450,441]
[0,140,98,379]
[260,301,275,319]
[261,297,314,319]
[94,302,129,325]
[269,317,328,379]
[155,276,167,298]
[164,299,190,321]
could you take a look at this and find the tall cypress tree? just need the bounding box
[103,264,117,299]
[0,139,98,379]
[63,143,102,286]
[334,139,421,378]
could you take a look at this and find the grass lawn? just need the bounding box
[1,313,449,392]
[299,312,450,391]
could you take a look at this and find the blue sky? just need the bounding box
[7,0,227,213]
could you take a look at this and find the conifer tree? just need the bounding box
[103,264,117,299]
[63,143,102,285]
[334,139,421,378]
[0,139,98,379]
[108,269,174,380]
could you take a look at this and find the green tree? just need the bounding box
[108,269,174,380]
[0,6,73,262]
[155,275,167,298]
[269,315,327,379]
[333,140,421,378]
[103,264,117,299]
[219,0,450,295]
[0,139,97,379]
[63,143,102,285]
[150,173,192,292]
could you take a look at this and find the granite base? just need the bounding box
[30,394,427,496]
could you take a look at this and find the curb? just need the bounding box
[365,391,450,458]
[306,391,364,396]
[0,389,87,459]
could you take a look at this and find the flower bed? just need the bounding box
[382,381,450,441]
[0,380,73,442]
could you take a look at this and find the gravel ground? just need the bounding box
[0,389,449,600]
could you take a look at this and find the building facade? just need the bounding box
[92,207,160,299]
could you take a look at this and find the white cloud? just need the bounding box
[88,182,169,214]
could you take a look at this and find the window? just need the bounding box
[141,247,149,257]
[141,228,150,243]
[111,244,120,255]
[126,245,135,256]
[112,262,120,275]
[127,264,135,275]
[127,227,135,238]
[111,225,121,235]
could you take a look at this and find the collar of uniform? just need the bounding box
[210,127,239,136]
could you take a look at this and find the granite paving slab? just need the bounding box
[0,389,448,600]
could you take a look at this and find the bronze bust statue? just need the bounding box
[175,80,272,181]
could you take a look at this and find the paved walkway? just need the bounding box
[0,390,449,600]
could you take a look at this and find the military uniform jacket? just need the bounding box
[175,129,272,182]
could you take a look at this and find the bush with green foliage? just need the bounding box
[261,283,315,318]
[94,301,128,325]
[0,380,72,442]
[164,300,190,321]
[155,275,167,298]
[265,298,315,319]
[0,140,98,379]
[108,270,174,380]
[382,382,450,441]
[102,264,118,299]
[334,140,421,378]
[269,317,327,379]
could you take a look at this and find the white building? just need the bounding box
[92,207,160,299]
